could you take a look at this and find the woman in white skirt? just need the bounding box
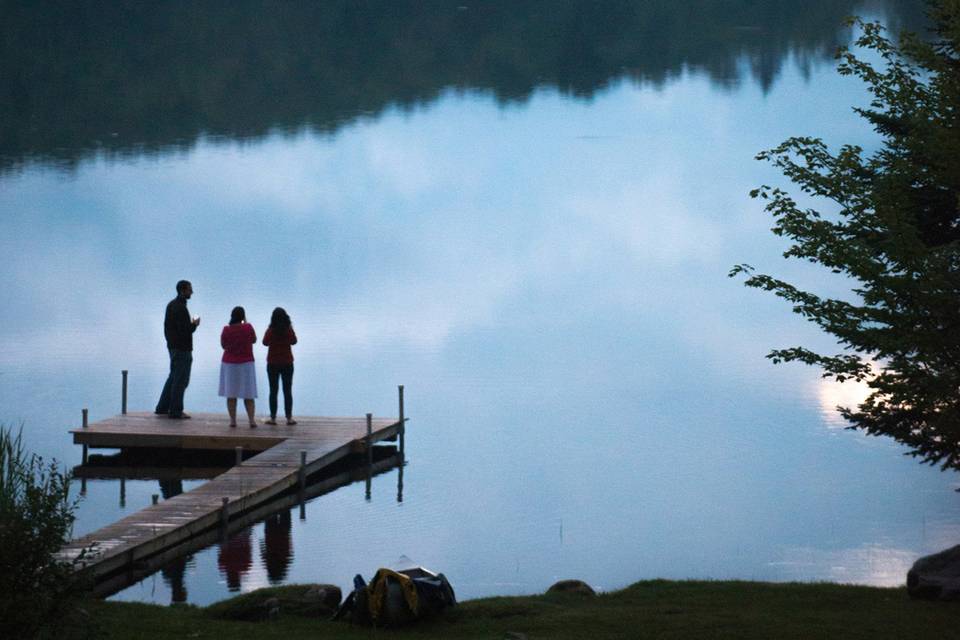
[219,306,258,428]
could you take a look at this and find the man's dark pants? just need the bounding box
[155,349,192,417]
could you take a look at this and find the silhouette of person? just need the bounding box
[263,307,298,425]
[219,306,258,428]
[155,280,200,419]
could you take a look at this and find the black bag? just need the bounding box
[333,566,456,627]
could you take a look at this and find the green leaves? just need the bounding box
[733,2,960,469]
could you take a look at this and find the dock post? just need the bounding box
[298,450,307,520]
[152,494,159,505]
[121,370,128,414]
[365,413,373,500]
[81,409,89,465]
[120,477,126,507]
[235,446,243,466]
[398,384,405,459]
[397,450,404,503]
[220,497,229,531]
[366,413,373,468]
[299,450,307,492]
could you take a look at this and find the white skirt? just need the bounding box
[219,361,257,399]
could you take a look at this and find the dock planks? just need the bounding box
[61,412,402,585]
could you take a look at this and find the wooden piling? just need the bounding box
[365,413,373,500]
[82,409,89,464]
[152,494,158,505]
[299,450,307,492]
[398,385,405,458]
[220,497,229,529]
[366,413,373,468]
[121,370,128,415]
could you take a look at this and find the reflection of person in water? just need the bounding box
[218,528,253,591]
[158,479,191,603]
[261,509,293,584]
[161,557,189,604]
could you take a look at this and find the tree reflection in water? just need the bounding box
[0,0,923,173]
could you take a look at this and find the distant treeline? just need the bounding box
[0,0,924,172]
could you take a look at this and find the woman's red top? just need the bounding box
[221,323,256,363]
[263,326,297,365]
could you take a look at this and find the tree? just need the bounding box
[731,0,960,469]
[0,426,90,639]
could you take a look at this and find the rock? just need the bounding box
[264,597,281,620]
[208,583,343,621]
[908,544,960,600]
[302,584,342,613]
[546,579,596,596]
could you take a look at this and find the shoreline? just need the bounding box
[88,578,950,639]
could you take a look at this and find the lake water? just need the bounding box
[3,0,956,607]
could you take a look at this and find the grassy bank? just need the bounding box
[87,580,958,639]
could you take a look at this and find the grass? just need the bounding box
[86,580,960,639]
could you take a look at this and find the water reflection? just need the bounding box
[219,529,253,592]
[816,376,873,429]
[261,511,293,584]
[158,479,193,604]
[770,543,916,587]
[0,0,921,173]
[4,0,955,608]
[72,443,403,600]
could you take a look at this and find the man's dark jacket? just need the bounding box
[164,296,196,351]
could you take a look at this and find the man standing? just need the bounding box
[155,280,200,419]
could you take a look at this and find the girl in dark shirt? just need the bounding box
[263,307,298,425]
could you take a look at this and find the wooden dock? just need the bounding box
[60,409,404,592]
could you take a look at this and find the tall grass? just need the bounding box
[0,425,89,639]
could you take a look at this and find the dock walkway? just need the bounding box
[60,411,403,587]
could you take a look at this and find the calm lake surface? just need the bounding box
[3,0,956,606]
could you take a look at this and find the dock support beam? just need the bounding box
[365,413,373,500]
[366,413,373,468]
[152,494,159,505]
[298,450,307,521]
[120,478,126,508]
[82,408,89,465]
[220,497,229,532]
[235,446,243,466]
[299,450,307,490]
[121,370,128,415]
[398,385,405,459]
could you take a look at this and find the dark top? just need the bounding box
[263,326,298,366]
[221,323,256,363]
[164,295,196,351]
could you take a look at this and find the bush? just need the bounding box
[0,425,91,639]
